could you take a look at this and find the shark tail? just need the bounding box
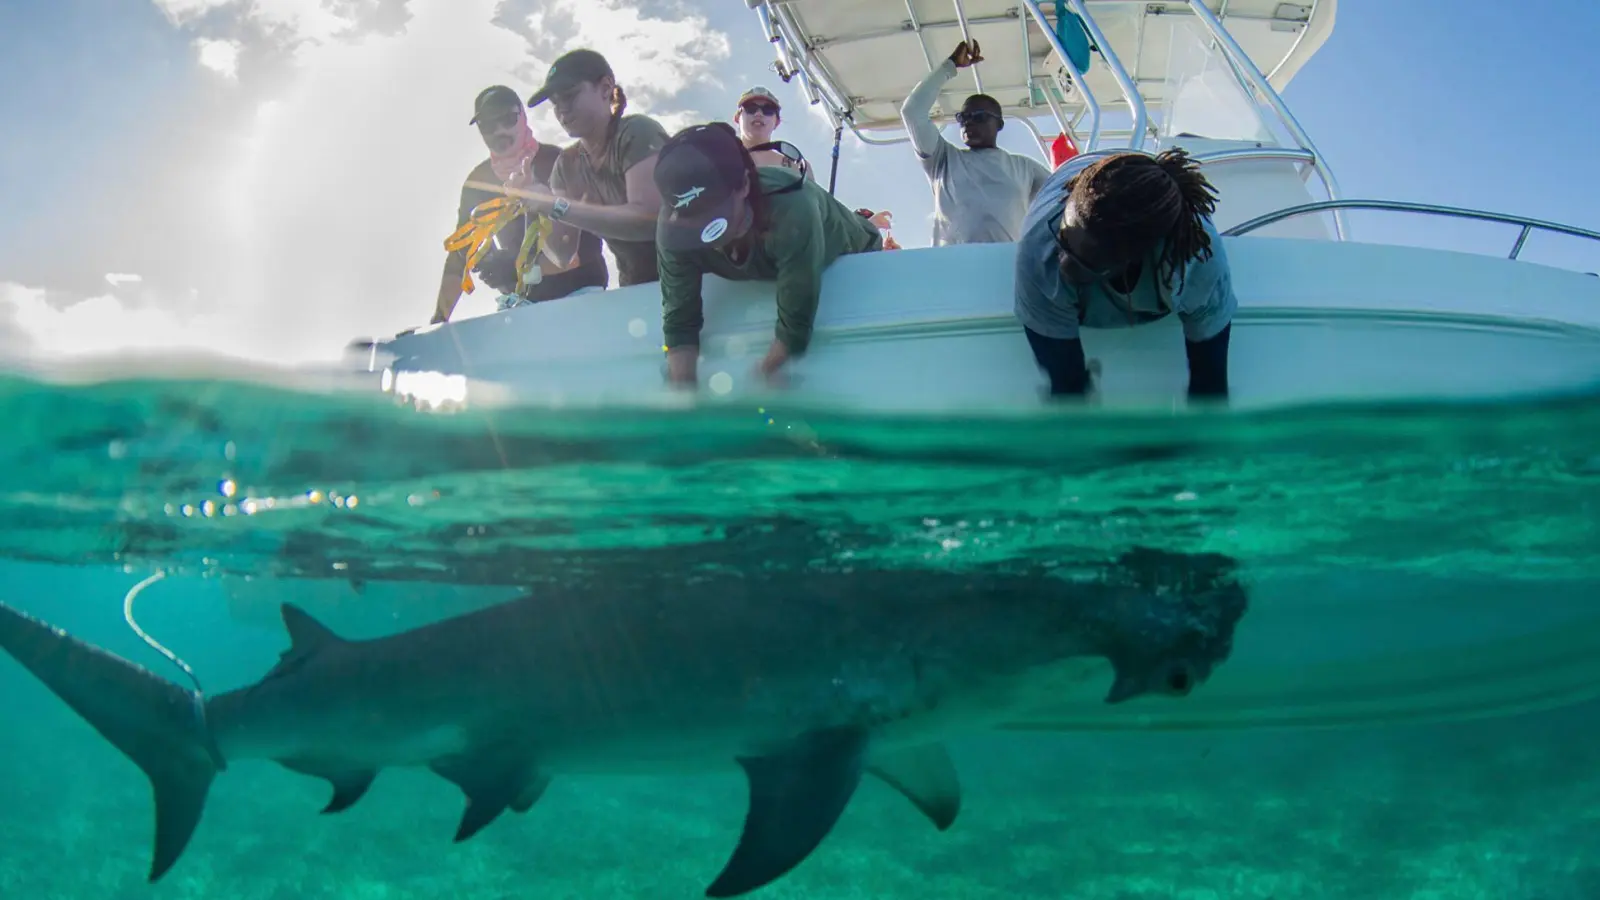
[0,601,223,881]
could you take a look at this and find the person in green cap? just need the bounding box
[498,49,671,288]
[651,122,884,387]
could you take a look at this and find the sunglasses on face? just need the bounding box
[955,110,999,126]
[476,110,519,132]
[741,101,779,117]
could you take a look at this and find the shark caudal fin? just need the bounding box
[0,601,222,881]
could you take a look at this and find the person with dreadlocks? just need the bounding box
[495,49,670,288]
[1014,148,1237,401]
[651,122,884,388]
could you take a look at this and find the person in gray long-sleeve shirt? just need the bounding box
[900,40,1051,245]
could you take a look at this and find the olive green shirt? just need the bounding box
[658,168,883,354]
[550,114,670,287]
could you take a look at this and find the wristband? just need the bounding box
[550,196,571,221]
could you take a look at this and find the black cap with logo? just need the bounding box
[469,85,521,126]
[653,124,753,252]
[527,49,615,107]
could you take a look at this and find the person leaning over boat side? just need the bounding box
[478,49,669,288]
[652,123,883,387]
[1014,148,1236,401]
[733,86,814,182]
[430,85,609,324]
[900,40,1051,245]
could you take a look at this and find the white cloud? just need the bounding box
[153,0,392,58]
[2,0,734,365]
[236,0,363,46]
[104,273,144,287]
[0,281,303,365]
[195,38,242,79]
[151,0,237,25]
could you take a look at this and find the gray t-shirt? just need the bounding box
[901,59,1051,246]
[550,114,669,287]
[1013,154,1237,342]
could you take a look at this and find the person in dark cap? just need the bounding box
[653,122,883,388]
[430,84,608,324]
[493,49,671,288]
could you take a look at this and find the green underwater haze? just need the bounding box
[0,370,1597,898]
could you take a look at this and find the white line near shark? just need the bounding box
[0,556,1248,897]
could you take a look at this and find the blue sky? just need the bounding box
[0,0,1597,362]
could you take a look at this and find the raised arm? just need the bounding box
[900,41,985,163]
[900,59,957,162]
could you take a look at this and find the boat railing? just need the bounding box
[1181,0,1344,236]
[1223,199,1600,263]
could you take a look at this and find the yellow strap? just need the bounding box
[444,191,556,297]
[444,196,525,295]
[513,213,554,292]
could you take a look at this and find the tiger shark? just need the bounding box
[0,559,1247,897]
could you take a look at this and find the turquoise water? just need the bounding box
[1,369,1598,897]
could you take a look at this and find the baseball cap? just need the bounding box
[653,123,751,252]
[737,86,781,110]
[527,49,615,107]
[469,85,521,125]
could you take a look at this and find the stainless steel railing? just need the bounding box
[1223,199,1600,261]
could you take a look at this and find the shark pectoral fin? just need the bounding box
[276,760,378,814]
[323,771,378,814]
[865,743,962,830]
[430,754,545,842]
[706,727,869,899]
[0,601,221,882]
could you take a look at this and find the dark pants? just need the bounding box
[1024,323,1232,400]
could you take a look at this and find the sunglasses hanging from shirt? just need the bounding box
[746,140,810,182]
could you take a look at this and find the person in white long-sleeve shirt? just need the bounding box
[899,40,1051,246]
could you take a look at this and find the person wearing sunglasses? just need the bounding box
[1013,148,1236,402]
[430,85,609,324]
[899,40,1051,246]
[468,50,671,290]
[651,123,884,388]
[733,87,814,182]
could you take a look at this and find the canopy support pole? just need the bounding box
[827,124,843,195]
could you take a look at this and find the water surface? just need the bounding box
[0,365,1596,897]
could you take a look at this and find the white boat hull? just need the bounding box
[357,237,1600,414]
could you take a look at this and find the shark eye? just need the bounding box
[1165,664,1193,696]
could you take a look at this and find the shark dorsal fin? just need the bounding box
[279,604,344,660]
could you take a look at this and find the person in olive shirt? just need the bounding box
[512,49,670,288]
[653,122,883,387]
[431,85,608,324]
